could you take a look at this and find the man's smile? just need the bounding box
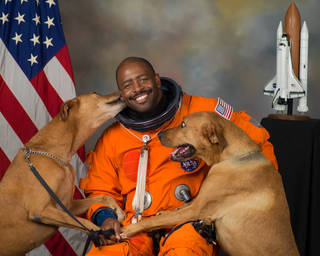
[134,94,148,104]
[129,89,153,104]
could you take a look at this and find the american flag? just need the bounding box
[0,0,88,255]
[215,97,233,120]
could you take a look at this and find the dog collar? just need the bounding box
[115,77,182,132]
[23,147,69,167]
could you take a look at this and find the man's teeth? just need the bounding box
[135,94,148,102]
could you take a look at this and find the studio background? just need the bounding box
[59,0,320,151]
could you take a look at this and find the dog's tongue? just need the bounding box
[170,145,190,161]
[171,146,186,155]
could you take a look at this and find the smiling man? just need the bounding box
[80,57,278,256]
[116,58,162,113]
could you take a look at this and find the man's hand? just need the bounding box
[99,218,121,245]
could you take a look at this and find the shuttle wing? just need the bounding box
[264,76,276,96]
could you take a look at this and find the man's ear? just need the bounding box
[155,73,161,89]
[59,98,78,121]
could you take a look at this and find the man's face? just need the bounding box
[117,62,162,113]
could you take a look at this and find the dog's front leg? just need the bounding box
[69,196,125,221]
[69,197,102,216]
[156,201,192,216]
[29,206,100,232]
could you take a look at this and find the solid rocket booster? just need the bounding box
[284,3,301,78]
[297,21,309,112]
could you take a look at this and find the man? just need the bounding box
[80,57,278,255]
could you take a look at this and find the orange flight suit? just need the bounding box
[80,94,278,255]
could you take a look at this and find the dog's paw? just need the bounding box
[120,225,138,238]
[120,232,128,239]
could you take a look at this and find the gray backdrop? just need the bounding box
[59,0,320,151]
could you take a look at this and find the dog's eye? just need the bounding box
[181,121,186,128]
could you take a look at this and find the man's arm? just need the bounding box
[79,130,124,220]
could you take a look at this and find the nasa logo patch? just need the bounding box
[180,159,199,172]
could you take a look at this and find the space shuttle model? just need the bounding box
[264,3,309,114]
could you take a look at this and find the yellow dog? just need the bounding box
[122,111,299,256]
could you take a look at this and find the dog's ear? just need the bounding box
[203,123,219,145]
[202,122,227,149]
[60,101,72,121]
[59,98,78,121]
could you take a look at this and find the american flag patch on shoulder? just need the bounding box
[214,98,233,120]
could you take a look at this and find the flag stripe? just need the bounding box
[0,112,23,161]
[77,146,86,163]
[71,154,87,187]
[59,227,87,254]
[74,187,84,200]
[30,69,64,118]
[0,147,10,180]
[0,39,50,130]
[44,231,77,256]
[44,56,76,102]
[55,45,75,83]
[25,245,51,256]
[0,77,38,144]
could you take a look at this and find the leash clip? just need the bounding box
[23,147,33,167]
[24,147,30,159]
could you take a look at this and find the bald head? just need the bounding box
[116,57,155,86]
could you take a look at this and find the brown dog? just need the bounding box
[121,111,299,256]
[0,92,126,256]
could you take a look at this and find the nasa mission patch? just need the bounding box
[181,159,199,172]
